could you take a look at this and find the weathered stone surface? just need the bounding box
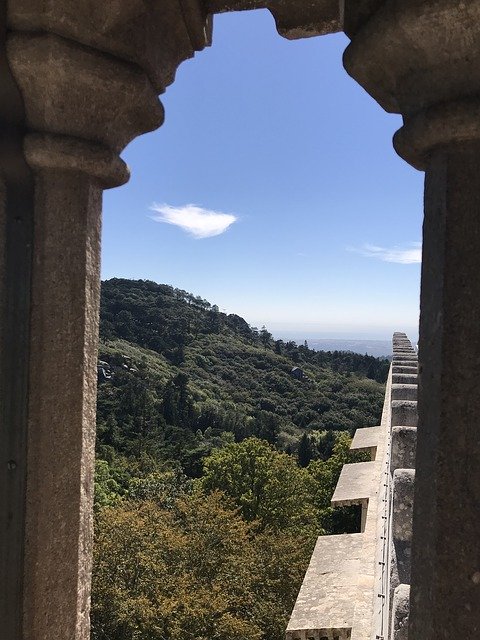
[392,470,415,586]
[392,470,415,544]
[343,0,382,37]
[331,461,380,510]
[410,141,480,640]
[392,373,417,385]
[392,340,414,349]
[350,426,380,460]
[394,100,480,171]
[206,0,341,39]
[392,354,417,362]
[392,361,418,370]
[393,540,411,595]
[391,427,417,473]
[344,1,480,115]
[7,0,211,91]
[24,133,129,189]
[389,546,400,615]
[391,584,410,640]
[7,33,163,154]
[392,365,417,376]
[391,401,418,428]
[0,178,4,361]
[23,170,101,640]
[285,534,361,640]
[391,384,417,402]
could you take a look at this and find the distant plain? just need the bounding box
[281,338,393,358]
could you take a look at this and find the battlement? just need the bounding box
[287,333,417,640]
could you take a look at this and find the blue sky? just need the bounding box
[102,10,423,340]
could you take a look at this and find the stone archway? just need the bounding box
[1,2,480,639]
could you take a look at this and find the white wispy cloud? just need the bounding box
[150,203,237,239]
[349,242,422,264]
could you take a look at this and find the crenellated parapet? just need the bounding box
[389,334,418,640]
[286,333,418,640]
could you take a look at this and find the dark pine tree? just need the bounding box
[298,433,313,467]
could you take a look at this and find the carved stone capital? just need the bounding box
[343,0,480,168]
[394,99,480,170]
[24,134,130,189]
[7,0,212,92]
[6,32,163,187]
[6,1,212,188]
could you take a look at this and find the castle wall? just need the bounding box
[287,333,418,640]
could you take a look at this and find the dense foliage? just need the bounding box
[92,278,388,640]
[92,491,314,640]
[92,436,366,640]
[97,279,388,470]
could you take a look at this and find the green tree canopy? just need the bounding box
[200,437,320,533]
[91,492,315,640]
[308,431,368,533]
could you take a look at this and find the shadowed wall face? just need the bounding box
[411,141,480,640]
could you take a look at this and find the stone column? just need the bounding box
[0,2,210,638]
[409,137,480,638]
[343,1,480,637]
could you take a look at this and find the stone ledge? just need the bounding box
[331,461,380,508]
[350,426,380,459]
[392,362,418,370]
[392,354,418,362]
[286,534,363,640]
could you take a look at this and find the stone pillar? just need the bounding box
[0,3,210,638]
[22,158,105,640]
[343,1,480,637]
[410,138,480,638]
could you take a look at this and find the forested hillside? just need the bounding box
[92,278,390,640]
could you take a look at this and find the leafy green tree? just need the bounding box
[200,438,320,533]
[91,490,316,640]
[97,414,122,450]
[128,469,192,506]
[274,339,283,355]
[308,432,368,533]
[310,429,336,461]
[251,410,280,445]
[94,459,122,510]
[92,494,262,640]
